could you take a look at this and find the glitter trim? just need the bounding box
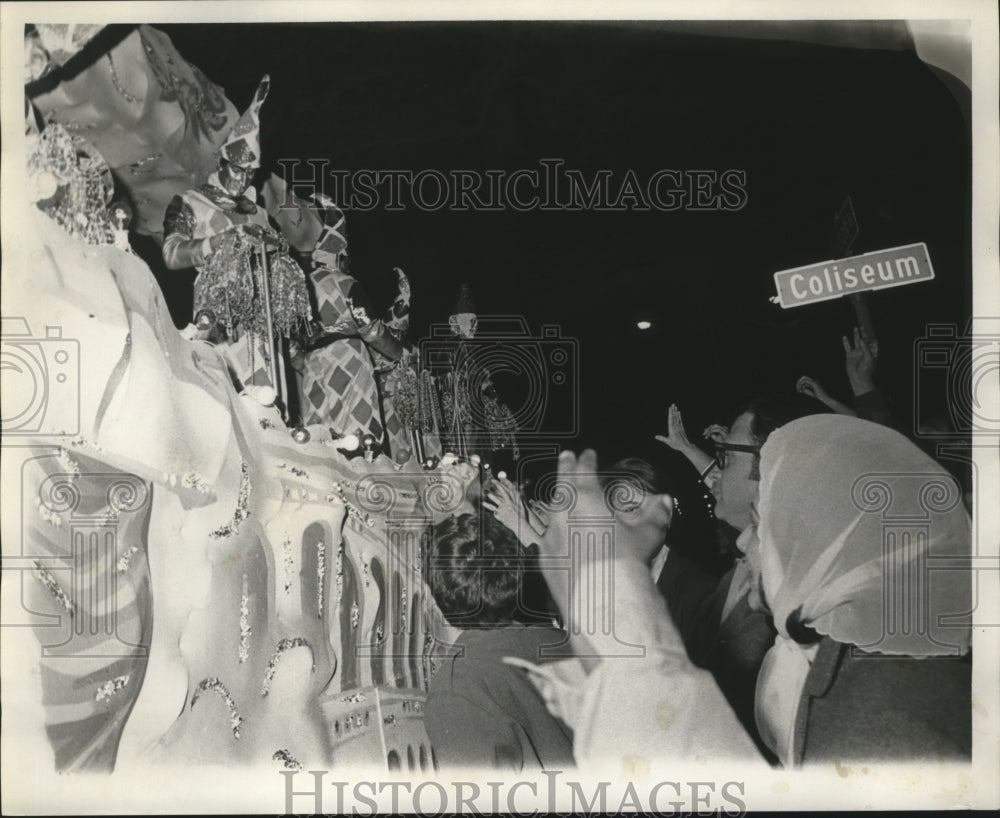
[350,601,360,630]
[272,749,302,770]
[210,461,251,539]
[181,472,211,494]
[191,678,243,739]
[95,674,130,702]
[32,561,74,616]
[328,480,375,528]
[35,497,63,528]
[239,573,251,663]
[261,637,314,696]
[281,535,293,595]
[333,542,344,608]
[116,544,139,574]
[316,540,326,617]
[55,447,80,478]
[106,53,142,104]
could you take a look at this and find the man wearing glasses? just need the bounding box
[656,393,829,761]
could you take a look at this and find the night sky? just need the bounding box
[141,21,971,487]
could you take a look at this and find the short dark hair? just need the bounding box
[599,457,668,513]
[428,512,523,628]
[737,393,831,479]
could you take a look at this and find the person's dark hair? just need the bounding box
[599,457,673,516]
[428,512,523,628]
[737,393,831,480]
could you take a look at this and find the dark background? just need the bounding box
[143,22,971,505]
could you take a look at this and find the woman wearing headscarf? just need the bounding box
[748,414,972,766]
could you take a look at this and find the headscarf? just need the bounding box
[753,415,971,765]
[757,414,970,656]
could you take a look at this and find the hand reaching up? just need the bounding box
[655,404,715,476]
[655,404,695,452]
[482,476,545,543]
[538,450,681,664]
[843,325,878,396]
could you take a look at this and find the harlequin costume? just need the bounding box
[298,194,411,457]
[162,75,309,391]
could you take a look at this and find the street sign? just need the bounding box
[773,242,934,309]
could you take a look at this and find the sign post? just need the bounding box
[827,195,877,344]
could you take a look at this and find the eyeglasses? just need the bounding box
[712,441,761,470]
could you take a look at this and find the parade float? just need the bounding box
[4,23,519,774]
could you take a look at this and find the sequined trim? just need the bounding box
[106,53,142,104]
[272,749,302,770]
[95,674,130,703]
[33,560,74,615]
[116,545,139,574]
[191,678,243,739]
[261,637,313,696]
[238,573,251,663]
[316,540,326,617]
[281,536,293,595]
[209,461,251,539]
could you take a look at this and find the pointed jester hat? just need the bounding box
[311,191,348,262]
[221,75,270,168]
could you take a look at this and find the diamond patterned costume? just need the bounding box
[297,198,411,457]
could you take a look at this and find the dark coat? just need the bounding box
[424,624,575,771]
[793,637,972,765]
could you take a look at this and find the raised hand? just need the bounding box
[482,476,531,541]
[654,403,715,477]
[655,403,695,452]
[843,325,878,395]
[538,450,677,656]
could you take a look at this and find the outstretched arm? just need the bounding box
[842,326,896,427]
[796,375,858,416]
[533,449,763,765]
